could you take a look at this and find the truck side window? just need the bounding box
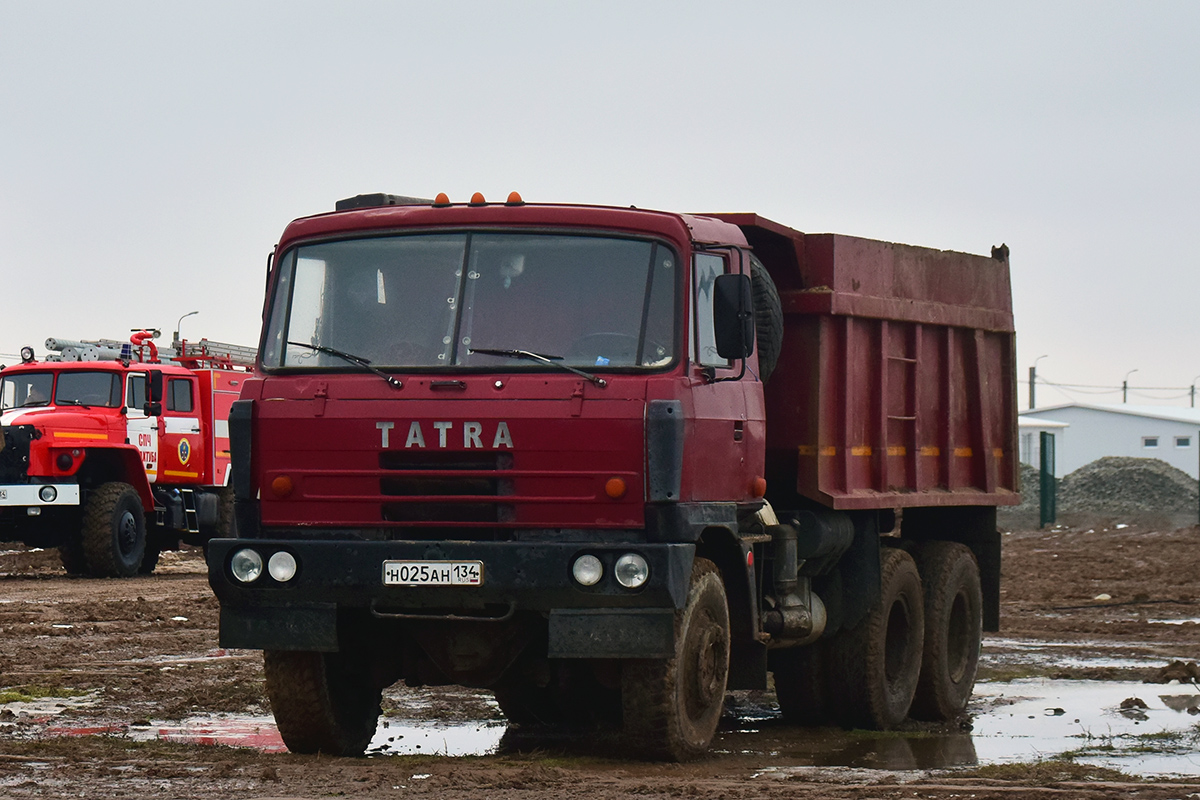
[693,253,730,368]
[167,379,194,412]
[127,374,147,410]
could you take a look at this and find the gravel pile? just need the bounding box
[1001,456,1199,527]
[1058,456,1198,517]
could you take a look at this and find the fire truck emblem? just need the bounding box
[178,438,191,466]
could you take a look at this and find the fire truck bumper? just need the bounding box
[207,538,695,658]
[0,484,81,507]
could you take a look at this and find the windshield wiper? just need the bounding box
[18,399,49,408]
[468,347,606,388]
[286,341,402,389]
[57,399,93,409]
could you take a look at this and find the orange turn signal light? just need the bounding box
[433,192,450,207]
[469,192,486,206]
[271,475,294,498]
[750,476,767,498]
[604,477,627,499]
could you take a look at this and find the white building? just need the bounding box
[1019,403,1200,479]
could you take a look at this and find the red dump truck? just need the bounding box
[207,193,1017,759]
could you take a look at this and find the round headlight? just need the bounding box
[39,485,58,502]
[19,346,34,363]
[615,553,649,589]
[571,554,603,587]
[268,551,298,582]
[230,548,263,583]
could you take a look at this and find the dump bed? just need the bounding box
[713,214,1018,510]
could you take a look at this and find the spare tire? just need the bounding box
[750,255,783,382]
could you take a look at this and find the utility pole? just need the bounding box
[1030,355,1047,409]
[1123,369,1138,404]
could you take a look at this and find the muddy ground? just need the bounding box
[2,518,1200,798]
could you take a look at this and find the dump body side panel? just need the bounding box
[711,215,1018,510]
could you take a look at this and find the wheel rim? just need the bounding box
[116,509,139,557]
[884,597,913,685]
[946,589,971,683]
[684,610,727,719]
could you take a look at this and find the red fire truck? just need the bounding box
[0,333,255,576]
[208,192,1017,759]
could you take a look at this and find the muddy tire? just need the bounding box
[827,546,924,729]
[139,537,162,575]
[81,482,146,578]
[58,536,87,576]
[621,557,730,761]
[750,255,783,382]
[772,642,830,724]
[910,541,982,721]
[263,650,381,756]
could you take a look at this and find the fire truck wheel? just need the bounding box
[139,538,162,575]
[201,487,235,538]
[771,641,831,725]
[750,254,783,383]
[910,541,982,721]
[81,482,147,578]
[263,650,381,756]
[58,536,88,576]
[621,557,729,761]
[827,546,924,729]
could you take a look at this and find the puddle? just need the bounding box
[14,675,1200,775]
[981,637,1175,671]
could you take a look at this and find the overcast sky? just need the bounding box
[2,2,1197,409]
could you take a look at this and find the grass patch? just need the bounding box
[0,684,91,704]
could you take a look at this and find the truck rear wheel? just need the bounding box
[263,650,381,756]
[827,546,924,729]
[58,536,87,576]
[771,641,830,724]
[621,557,729,761]
[81,482,146,578]
[910,541,982,721]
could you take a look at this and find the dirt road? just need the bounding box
[2,521,1199,799]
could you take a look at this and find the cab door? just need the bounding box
[158,376,204,485]
[125,372,158,482]
[687,250,756,502]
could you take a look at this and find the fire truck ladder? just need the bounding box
[179,489,201,534]
[44,336,257,369]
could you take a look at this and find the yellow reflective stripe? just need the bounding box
[55,432,108,440]
[162,470,199,478]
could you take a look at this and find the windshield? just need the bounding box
[261,233,677,371]
[1,373,53,409]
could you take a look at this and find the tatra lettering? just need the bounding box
[405,421,425,448]
[377,420,514,449]
[493,421,513,449]
[464,422,482,449]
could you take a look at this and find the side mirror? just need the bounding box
[713,273,755,360]
[149,370,164,403]
[145,401,163,416]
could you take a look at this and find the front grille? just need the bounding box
[378,450,514,526]
[0,425,36,483]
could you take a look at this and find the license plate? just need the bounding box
[382,560,483,586]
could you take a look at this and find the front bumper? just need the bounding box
[0,484,81,507]
[207,538,694,657]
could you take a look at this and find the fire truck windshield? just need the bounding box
[261,233,677,371]
[1,373,53,409]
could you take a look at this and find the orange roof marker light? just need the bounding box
[432,192,451,207]
[506,191,525,206]
[469,192,487,206]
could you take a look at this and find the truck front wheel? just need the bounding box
[263,650,381,756]
[910,541,982,721]
[828,546,925,729]
[81,482,146,578]
[621,557,730,761]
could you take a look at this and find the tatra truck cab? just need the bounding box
[208,192,1017,760]
[0,334,253,576]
